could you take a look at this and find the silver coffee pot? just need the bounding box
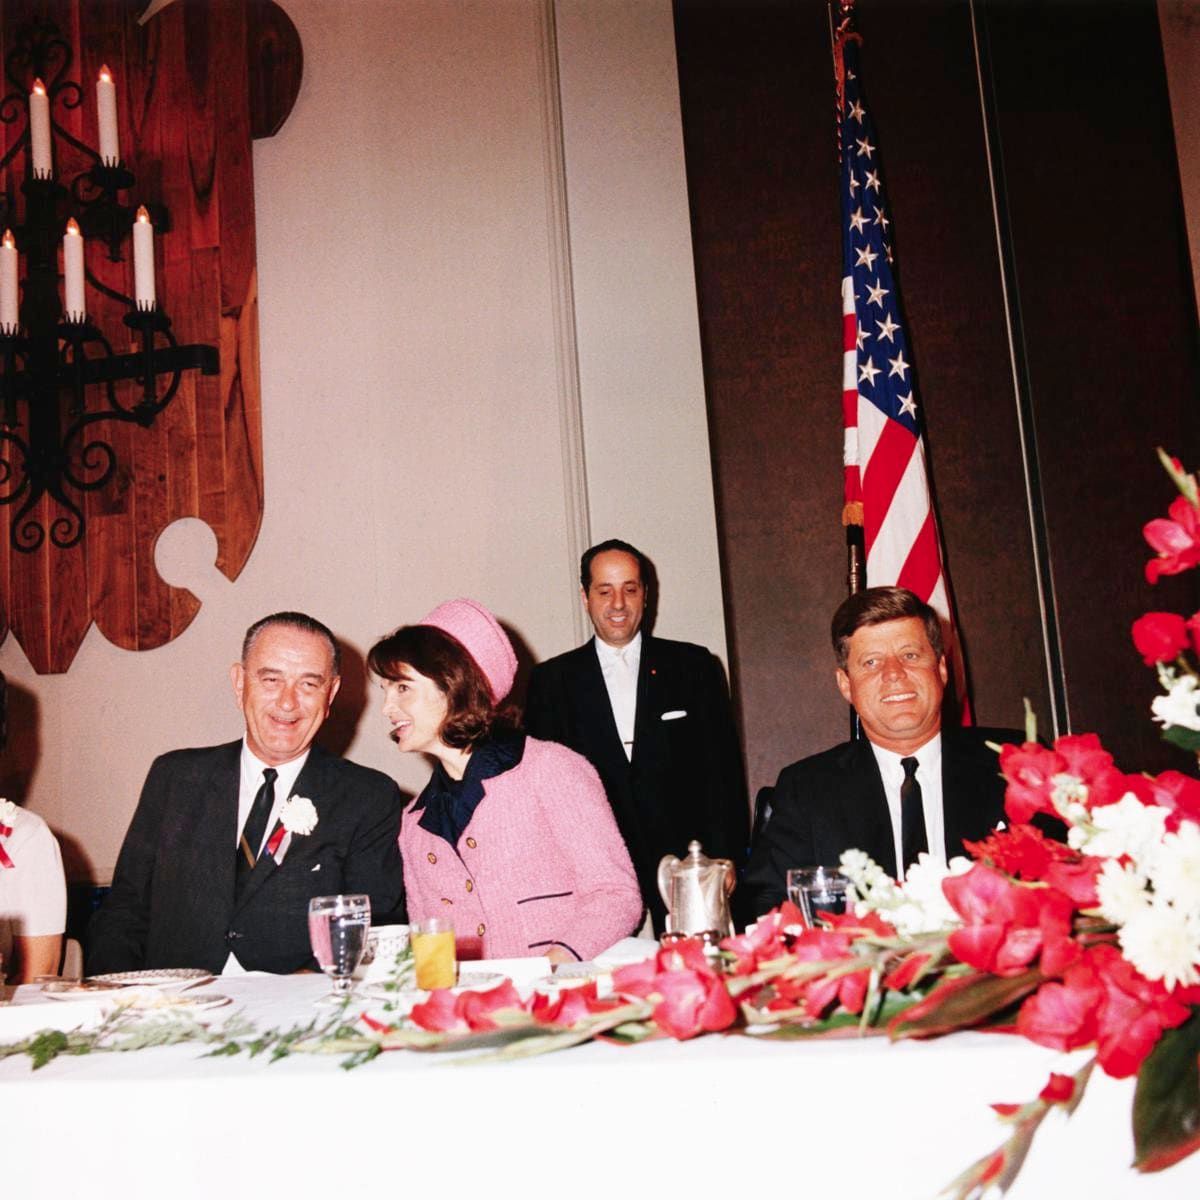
[657,840,735,939]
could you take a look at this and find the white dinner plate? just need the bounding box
[86,968,214,990]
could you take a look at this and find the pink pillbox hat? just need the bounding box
[420,598,518,703]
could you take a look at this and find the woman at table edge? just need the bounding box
[368,598,642,964]
[0,671,66,982]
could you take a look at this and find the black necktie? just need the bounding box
[237,767,278,887]
[900,756,927,875]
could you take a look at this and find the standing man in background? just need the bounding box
[525,539,747,933]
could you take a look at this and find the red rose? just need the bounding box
[1053,733,1127,809]
[1090,945,1193,1078]
[612,939,737,1040]
[1188,611,1200,656]
[944,865,1077,977]
[1019,946,1194,1078]
[409,980,525,1033]
[964,823,1075,880]
[1016,961,1102,1051]
[1132,612,1190,665]
[1042,857,1102,908]
[999,742,1066,824]
[531,980,622,1027]
[1145,495,1200,583]
[1144,770,1200,832]
[719,905,795,975]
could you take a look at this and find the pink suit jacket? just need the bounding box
[399,737,643,961]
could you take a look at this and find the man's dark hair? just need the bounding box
[242,612,341,676]
[579,539,650,592]
[831,586,944,669]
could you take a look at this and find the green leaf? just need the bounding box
[1157,446,1200,507]
[888,969,1042,1040]
[27,1030,70,1070]
[1162,725,1200,754]
[1133,1006,1200,1172]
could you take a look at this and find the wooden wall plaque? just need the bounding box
[0,0,300,673]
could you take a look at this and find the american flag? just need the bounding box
[835,21,970,714]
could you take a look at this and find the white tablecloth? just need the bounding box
[2,971,1197,1200]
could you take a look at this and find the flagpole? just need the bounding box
[968,0,1069,740]
[833,0,863,742]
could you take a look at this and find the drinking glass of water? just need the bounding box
[786,867,850,929]
[308,894,371,1002]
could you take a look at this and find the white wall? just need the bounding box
[0,0,727,883]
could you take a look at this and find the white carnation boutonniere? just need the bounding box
[0,797,16,825]
[279,795,319,837]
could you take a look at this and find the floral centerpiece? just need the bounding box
[4,451,1199,1195]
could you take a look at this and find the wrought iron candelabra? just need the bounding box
[0,16,218,553]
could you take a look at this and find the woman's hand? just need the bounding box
[545,945,575,966]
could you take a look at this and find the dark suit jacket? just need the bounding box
[88,742,405,974]
[737,726,1018,928]
[524,635,748,929]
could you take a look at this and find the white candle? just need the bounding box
[97,65,120,166]
[30,79,51,179]
[0,230,17,333]
[63,219,85,323]
[133,206,155,310]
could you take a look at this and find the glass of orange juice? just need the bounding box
[411,916,457,990]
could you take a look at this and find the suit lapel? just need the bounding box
[231,746,333,915]
[630,635,656,768]
[191,743,242,915]
[940,730,983,861]
[569,640,629,780]
[844,741,898,877]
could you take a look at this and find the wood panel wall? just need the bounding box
[674,0,1199,791]
[0,0,264,673]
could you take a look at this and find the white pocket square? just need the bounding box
[661,710,687,721]
[310,863,321,872]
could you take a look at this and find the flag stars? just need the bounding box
[848,99,865,123]
[855,136,876,159]
[865,169,881,193]
[888,351,910,380]
[854,244,879,270]
[874,206,890,231]
[848,173,860,195]
[897,392,918,418]
[855,322,869,351]
[849,207,868,234]
[859,358,881,387]
[866,278,889,308]
[875,314,899,342]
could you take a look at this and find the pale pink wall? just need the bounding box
[0,0,727,883]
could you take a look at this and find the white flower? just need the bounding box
[841,849,965,937]
[1148,823,1200,912]
[0,797,15,825]
[279,795,318,837]
[1096,859,1151,925]
[1151,670,1200,733]
[1050,773,1089,815]
[1117,901,1200,991]
[1068,794,1169,864]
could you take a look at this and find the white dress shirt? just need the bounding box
[868,732,945,876]
[223,743,310,976]
[0,806,66,981]
[595,631,642,762]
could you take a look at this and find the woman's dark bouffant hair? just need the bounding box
[367,625,516,752]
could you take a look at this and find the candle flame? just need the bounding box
[32,79,46,97]
[99,65,113,84]
[135,206,151,225]
[66,218,81,236]
[2,230,13,250]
